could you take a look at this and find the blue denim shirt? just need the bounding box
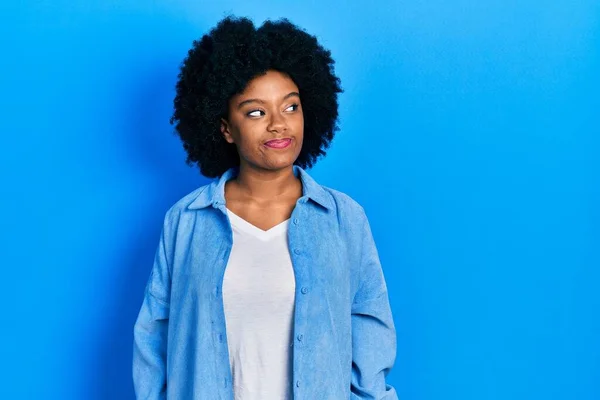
[132,165,398,399]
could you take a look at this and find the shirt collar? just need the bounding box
[187,165,334,211]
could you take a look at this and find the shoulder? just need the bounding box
[322,185,365,211]
[161,183,212,227]
[320,185,369,224]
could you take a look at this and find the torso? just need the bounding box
[222,208,295,400]
[222,174,301,399]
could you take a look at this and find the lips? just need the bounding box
[264,138,292,148]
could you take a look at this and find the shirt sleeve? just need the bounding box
[350,208,399,400]
[132,213,172,400]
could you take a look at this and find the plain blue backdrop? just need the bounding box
[1,1,598,399]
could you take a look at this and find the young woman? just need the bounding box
[133,15,398,400]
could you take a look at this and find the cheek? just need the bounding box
[234,123,263,154]
[292,112,304,132]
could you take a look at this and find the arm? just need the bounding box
[351,208,398,399]
[132,214,172,400]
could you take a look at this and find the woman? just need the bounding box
[133,15,398,400]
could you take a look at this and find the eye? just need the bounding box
[285,103,299,112]
[247,109,265,117]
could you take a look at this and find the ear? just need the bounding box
[220,118,235,144]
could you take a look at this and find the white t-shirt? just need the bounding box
[222,208,296,400]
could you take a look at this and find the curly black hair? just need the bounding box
[169,15,343,178]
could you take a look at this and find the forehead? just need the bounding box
[238,70,299,98]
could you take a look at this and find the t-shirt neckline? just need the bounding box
[225,207,290,240]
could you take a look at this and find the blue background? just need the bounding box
[1,1,598,399]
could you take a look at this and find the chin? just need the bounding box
[263,159,297,171]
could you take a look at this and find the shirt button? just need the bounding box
[297,334,303,341]
[296,380,301,387]
[301,287,308,294]
[293,218,299,225]
[294,249,301,255]
[218,333,223,342]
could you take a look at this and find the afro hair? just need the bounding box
[169,15,343,178]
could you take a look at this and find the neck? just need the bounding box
[231,164,301,203]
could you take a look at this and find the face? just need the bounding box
[220,69,304,173]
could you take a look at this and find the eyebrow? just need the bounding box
[236,92,300,109]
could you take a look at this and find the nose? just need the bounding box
[267,112,287,133]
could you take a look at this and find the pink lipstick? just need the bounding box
[264,138,292,149]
